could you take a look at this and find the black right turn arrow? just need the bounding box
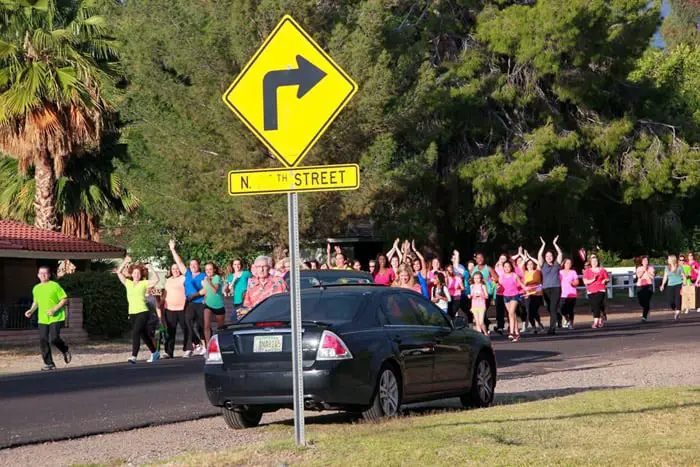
[263,55,327,131]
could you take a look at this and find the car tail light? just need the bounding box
[255,321,285,327]
[205,334,222,364]
[316,331,353,361]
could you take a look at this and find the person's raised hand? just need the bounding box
[124,255,132,264]
[168,239,176,250]
[334,245,342,254]
[539,237,546,246]
[393,238,400,248]
[553,235,560,244]
[326,243,331,254]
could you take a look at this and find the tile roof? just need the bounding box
[0,220,125,258]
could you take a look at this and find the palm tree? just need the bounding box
[0,142,138,241]
[0,0,118,231]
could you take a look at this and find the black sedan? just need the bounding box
[204,285,496,429]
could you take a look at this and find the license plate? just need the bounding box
[253,335,283,353]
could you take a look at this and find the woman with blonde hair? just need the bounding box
[660,255,683,319]
[393,264,422,293]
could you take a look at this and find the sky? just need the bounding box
[652,0,672,48]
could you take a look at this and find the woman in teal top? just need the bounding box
[202,262,225,345]
[660,255,683,319]
[226,259,252,319]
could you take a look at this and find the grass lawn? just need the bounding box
[161,387,700,466]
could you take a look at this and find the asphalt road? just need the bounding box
[1,313,699,449]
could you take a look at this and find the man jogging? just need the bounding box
[24,266,72,371]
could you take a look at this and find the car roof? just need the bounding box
[270,284,387,297]
[300,269,373,279]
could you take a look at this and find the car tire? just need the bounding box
[362,364,401,421]
[221,407,263,429]
[461,352,496,408]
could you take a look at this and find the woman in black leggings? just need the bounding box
[117,256,161,363]
[636,256,655,322]
[660,255,683,319]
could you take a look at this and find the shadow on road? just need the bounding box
[0,358,205,398]
[495,349,561,369]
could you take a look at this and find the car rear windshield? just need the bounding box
[241,292,365,324]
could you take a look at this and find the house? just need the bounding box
[0,220,125,343]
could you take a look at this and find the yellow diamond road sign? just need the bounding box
[223,15,358,168]
[229,164,359,196]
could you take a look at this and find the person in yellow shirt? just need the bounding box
[326,243,352,270]
[24,267,71,371]
[117,256,161,363]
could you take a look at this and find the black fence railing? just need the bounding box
[1,304,36,330]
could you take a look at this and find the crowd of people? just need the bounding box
[27,237,700,367]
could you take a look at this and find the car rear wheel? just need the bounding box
[222,406,263,429]
[362,365,401,421]
[461,353,496,408]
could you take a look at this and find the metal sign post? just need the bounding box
[287,192,305,445]
[221,15,359,447]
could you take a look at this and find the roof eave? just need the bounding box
[0,250,125,260]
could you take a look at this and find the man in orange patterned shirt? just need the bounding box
[239,256,288,318]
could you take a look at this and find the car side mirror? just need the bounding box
[453,316,466,330]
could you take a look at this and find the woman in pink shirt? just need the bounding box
[500,261,526,342]
[163,263,187,359]
[445,264,465,319]
[559,259,579,329]
[583,254,609,329]
[373,254,396,286]
[635,255,655,322]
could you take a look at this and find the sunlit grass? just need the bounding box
[157,387,700,466]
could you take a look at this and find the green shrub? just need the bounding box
[59,272,129,338]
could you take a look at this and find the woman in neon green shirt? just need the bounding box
[117,256,161,363]
[201,262,225,345]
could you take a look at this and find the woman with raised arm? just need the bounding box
[523,259,545,333]
[163,261,187,359]
[386,238,403,266]
[117,256,161,363]
[538,235,564,335]
[445,264,465,319]
[660,255,683,320]
[411,240,430,298]
[635,256,655,323]
[583,253,609,329]
[169,240,206,357]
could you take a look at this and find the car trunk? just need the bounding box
[217,324,327,371]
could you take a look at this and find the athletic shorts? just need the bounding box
[504,295,522,304]
[207,307,226,316]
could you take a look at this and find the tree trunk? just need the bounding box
[33,154,59,231]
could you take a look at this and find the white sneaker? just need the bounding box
[147,351,160,363]
[567,323,574,330]
[196,344,206,356]
[183,350,193,358]
[562,318,569,328]
[127,356,137,364]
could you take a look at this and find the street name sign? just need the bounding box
[229,164,360,196]
[222,15,358,167]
